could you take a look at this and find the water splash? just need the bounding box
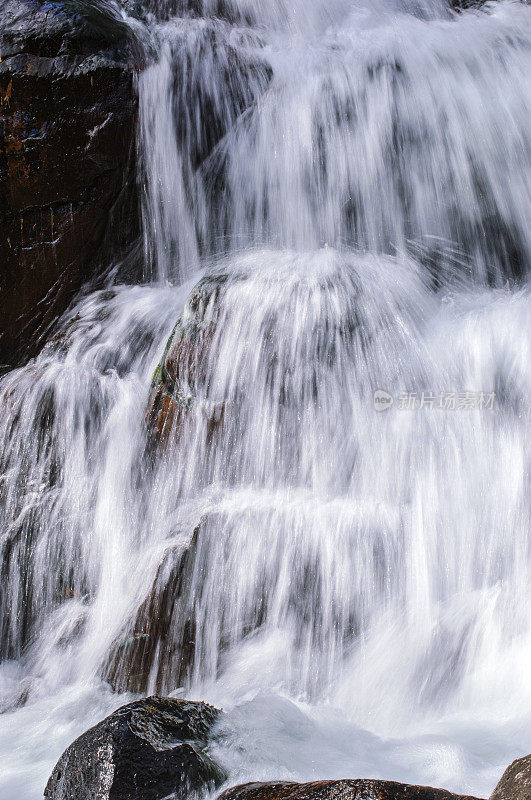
[139,1,531,282]
[0,0,530,797]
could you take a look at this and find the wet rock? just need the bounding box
[104,512,220,694]
[449,1,486,8]
[146,272,230,443]
[490,754,531,800]
[449,1,525,9]
[0,0,142,370]
[44,696,227,800]
[0,0,135,60]
[104,532,196,693]
[217,780,483,800]
[124,0,255,25]
[170,25,272,171]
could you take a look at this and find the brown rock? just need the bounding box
[146,272,229,444]
[490,755,531,800]
[217,780,483,800]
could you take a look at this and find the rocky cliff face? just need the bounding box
[0,0,142,370]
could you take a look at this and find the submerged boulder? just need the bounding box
[44,697,227,800]
[216,780,483,800]
[104,522,203,694]
[490,754,531,800]
[0,0,142,370]
[104,510,228,694]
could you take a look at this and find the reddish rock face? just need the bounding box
[0,1,141,370]
[216,780,484,800]
[490,755,531,800]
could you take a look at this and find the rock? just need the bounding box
[449,1,486,8]
[490,754,531,800]
[104,532,197,694]
[146,272,230,443]
[449,1,525,9]
[0,0,142,370]
[169,24,272,171]
[105,501,236,695]
[217,780,483,800]
[104,510,231,693]
[44,696,227,800]
[124,0,255,25]
[0,0,134,59]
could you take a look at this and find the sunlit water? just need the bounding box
[0,0,529,798]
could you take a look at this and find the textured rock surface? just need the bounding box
[217,780,483,800]
[44,696,226,800]
[104,512,221,693]
[490,754,531,800]
[0,0,141,370]
[146,272,229,443]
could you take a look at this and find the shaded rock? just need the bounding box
[0,0,142,370]
[123,0,255,25]
[170,24,272,171]
[490,754,531,800]
[44,696,227,800]
[103,510,226,694]
[0,0,135,60]
[217,780,483,800]
[449,1,487,8]
[104,525,200,694]
[449,1,526,9]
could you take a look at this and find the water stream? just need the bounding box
[0,0,529,798]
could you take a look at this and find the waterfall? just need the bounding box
[0,1,529,798]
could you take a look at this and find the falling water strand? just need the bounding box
[0,1,530,799]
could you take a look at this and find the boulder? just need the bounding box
[0,0,142,370]
[216,780,483,800]
[44,696,227,800]
[490,754,531,800]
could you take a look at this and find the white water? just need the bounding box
[1,1,530,798]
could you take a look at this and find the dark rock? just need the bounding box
[103,512,225,694]
[104,520,203,693]
[449,1,526,9]
[0,0,135,60]
[0,0,142,370]
[490,754,531,800]
[216,780,483,800]
[170,25,272,172]
[123,0,255,25]
[44,696,227,800]
[449,1,486,9]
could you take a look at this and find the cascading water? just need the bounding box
[0,0,529,798]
